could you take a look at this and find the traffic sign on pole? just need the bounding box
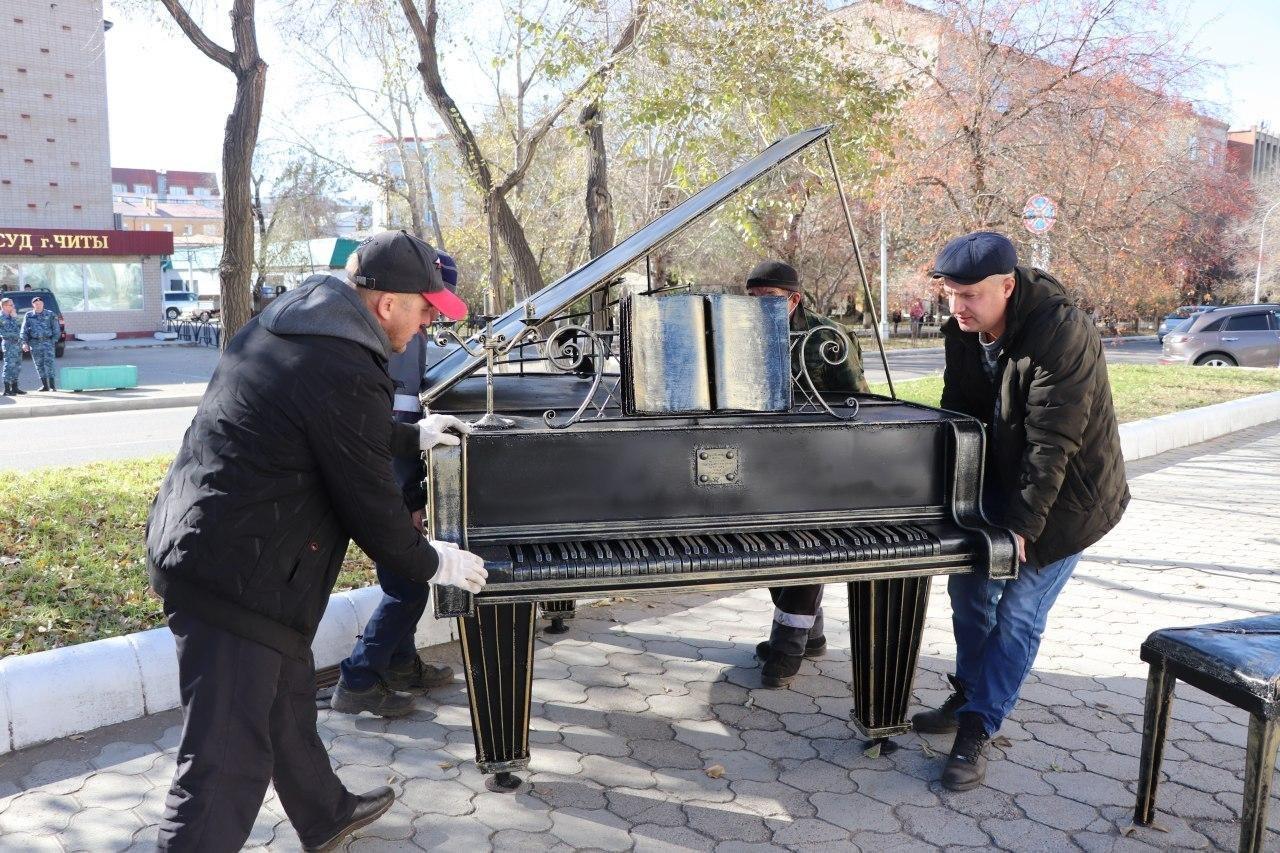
[1023,194,1058,235]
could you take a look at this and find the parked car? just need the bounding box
[2,288,67,357]
[1159,305,1280,368]
[163,291,201,320]
[1157,305,1211,343]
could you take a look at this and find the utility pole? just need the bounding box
[879,210,890,339]
[1256,200,1280,304]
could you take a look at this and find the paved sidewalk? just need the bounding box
[0,343,215,419]
[1,423,1277,851]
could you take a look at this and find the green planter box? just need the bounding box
[59,365,138,392]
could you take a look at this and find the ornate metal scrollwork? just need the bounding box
[542,325,617,429]
[434,304,541,429]
[792,324,861,421]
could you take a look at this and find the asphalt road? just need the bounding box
[3,338,1162,471]
[1,406,197,471]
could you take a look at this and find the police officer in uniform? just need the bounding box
[146,230,486,851]
[1,297,29,396]
[332,251,464,716]
[20,296,57,391]
[744,260,870,687]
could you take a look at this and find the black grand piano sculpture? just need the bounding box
[420,125,1017,792]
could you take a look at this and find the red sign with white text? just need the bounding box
[0,227,174,257]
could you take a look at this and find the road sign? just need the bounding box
[1023,194,1058,235]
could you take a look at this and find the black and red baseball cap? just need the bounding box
[352,230,468,321]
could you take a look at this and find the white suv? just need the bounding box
[163,291,201,320]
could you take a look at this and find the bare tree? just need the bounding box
[396,0,648,308]
[156,0,266,344]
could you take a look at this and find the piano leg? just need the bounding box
[847,576,932,752]
[458,602,537,793]
[541,599,576,634]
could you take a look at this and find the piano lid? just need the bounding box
[423,124,834,401]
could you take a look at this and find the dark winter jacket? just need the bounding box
[940,266,1129,568]
[146,275,439,658]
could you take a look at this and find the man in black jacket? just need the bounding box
[146,230,486,851]
[911,232,1129,792]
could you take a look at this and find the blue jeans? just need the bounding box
[339,416,430,691]
[948,551,1081,735]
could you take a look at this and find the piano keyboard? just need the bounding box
[478,523,961,583]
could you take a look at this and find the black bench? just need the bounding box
[1135,614,1280,852]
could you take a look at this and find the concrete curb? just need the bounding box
[1,388,1277,755]
[0,585,456,755]
[0,393,204,420]
[1118,390,1280,461]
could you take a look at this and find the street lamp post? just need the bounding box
[1256,200,1280,304]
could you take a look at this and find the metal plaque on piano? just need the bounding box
[695,447,740,486]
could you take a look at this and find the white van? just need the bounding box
[163,291,201,320]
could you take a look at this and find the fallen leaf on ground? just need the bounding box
[705,764,725,778]
[863,742,882,759]
[991,735,1013,748]
[438,762,455,770]
[919,740,937,758]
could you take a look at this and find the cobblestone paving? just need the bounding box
[1,423,1278,851]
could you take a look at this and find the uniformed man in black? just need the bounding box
[146,231,485,851]
[745,260,870,687]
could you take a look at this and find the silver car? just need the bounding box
[1159,305,1280,368]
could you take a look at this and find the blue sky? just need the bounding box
[102,0,1280,175]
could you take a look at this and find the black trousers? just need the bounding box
[768,584,825,634]
[156,611,357,852]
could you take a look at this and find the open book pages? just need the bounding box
[620,293,791,415]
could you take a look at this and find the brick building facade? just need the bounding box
[0,0,169,336]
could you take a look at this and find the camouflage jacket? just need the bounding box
[791,305,870,396]
[21,310,58,342]
[0,313,22,342]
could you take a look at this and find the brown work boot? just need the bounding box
[330,678,415,718]
[941,712,991,791]
[912,674,966,734]
[385,655,454,694]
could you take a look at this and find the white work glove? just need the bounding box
[417,413,472,451]
[429,539,488,593]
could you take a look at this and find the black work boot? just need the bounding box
[330,678,415,717]
[759,623,811,688]
[302,786,395,852]
[13,383,26,394]
[385,655,454,694]
[39,380,50,391]
[1,382,10,396]
[755,636,827,661]
[48,377,55,391]
[942,712,991,791]
[912,673,966,734]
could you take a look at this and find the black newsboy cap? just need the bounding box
[930,231,1017,285]
[746,260,802,293]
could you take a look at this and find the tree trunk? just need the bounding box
[492,192,542,304]
[580,99,614,330]
[219,58,267,344]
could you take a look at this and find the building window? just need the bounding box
[65,73,75,79]
[163,224,172,232]
[18,260,144,311]
[184,225,193,235]
[68,118,77,124]
[73,204,81,210]
[61,25,71,31]
[112,183,125,194]
[169,186,187,197]
[133,184,149,195]
[195,187,210,198]
[48,182,58,187]
[202,224,216,235]
[143,224,151,231]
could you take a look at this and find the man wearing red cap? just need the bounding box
[146,230,483,850]
[332,250,465,716]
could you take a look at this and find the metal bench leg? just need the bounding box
[541,599,576,634]
[1134,659,1176,826]
[1239,715,1280,853]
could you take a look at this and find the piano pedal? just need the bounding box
[544,616,571,635]
[486,771,524,793]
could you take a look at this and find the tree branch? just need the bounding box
[157,0,235,69]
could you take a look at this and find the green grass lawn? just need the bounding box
[871,364,1280,423]
[3,363,1278,655]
